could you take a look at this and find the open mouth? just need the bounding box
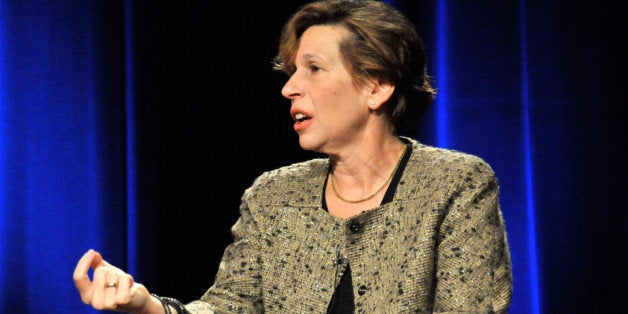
[294,113,311,123]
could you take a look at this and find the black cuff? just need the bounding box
[151,294,189,314]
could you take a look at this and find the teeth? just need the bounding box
[295,113,307,121]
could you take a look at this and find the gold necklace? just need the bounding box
[329,146,407,204]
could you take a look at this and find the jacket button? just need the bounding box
[349,220,362,233]
[358,285,367,295]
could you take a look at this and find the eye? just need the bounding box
[309,64,322,72]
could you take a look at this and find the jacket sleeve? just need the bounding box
[184,195,264,313]
[433,160,513,313]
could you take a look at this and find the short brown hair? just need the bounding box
[274,0,436,136]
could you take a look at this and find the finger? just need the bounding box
[115,274,135,307]
[73,249,99,303]
[91,264,111,309]
[86,249,110,269]
[73,249,94,289]
[103,271,120,308]
[100,256,111,267]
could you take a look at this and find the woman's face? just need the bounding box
[281,25,373,155]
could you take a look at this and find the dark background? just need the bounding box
[0,1,624,313]
[130,0,322,301]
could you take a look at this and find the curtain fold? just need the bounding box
[0,1,131,312]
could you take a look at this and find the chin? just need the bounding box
[297,135,324,153]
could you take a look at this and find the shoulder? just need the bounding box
[242,158,329,205]
[251,158,329,189]
[403,137,497,185]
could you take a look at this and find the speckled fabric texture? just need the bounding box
[184,138,512,313]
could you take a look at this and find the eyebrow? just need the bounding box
[301,53,322,61]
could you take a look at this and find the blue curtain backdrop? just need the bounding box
[0,1,623,313]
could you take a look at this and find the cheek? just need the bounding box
[328,76,352,96]
[313,79,360,114]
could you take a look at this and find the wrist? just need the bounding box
[132,294,166,314]
[150,294,187,314]
[151,294,169,314]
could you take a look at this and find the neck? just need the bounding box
[328,136,406,201]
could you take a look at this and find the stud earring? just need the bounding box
[369,100,376,109]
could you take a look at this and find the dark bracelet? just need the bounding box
[151,293,171,314]
[151,294,189,314]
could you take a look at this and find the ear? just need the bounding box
[368,79,395,110]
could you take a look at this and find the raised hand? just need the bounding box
[73,249,157,313]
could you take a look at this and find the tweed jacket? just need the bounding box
[186,138,512,313]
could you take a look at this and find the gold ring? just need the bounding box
[105,282,117,288]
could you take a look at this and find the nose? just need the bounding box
[281,74,302,100]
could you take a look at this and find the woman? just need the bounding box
[74,0,513,312]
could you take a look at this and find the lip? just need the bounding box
[290,108,313,132]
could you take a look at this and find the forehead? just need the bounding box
[297,25,351,60]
